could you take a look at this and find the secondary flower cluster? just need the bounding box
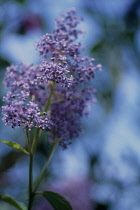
[2,8,101,148]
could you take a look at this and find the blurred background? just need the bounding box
[0,0,140,209]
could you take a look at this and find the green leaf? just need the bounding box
[18,203,27,210]
[40,191,72,210]
[0,139,29,155]
[0,194,27,210]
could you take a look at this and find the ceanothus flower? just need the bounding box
[2,8,101,148]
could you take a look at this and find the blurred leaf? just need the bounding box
[124,0,140,30]
[14,0,25,4]
[0,0,25,4]
[0,139,29,154]
[0,56,10,69]
[90,155,99,167]
[39,191,72,210]
[90,39,104,53]
[0,150,23,173]
[0,194,27,210]
[95,202,110,210]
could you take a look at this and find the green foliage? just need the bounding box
[40,191,72,210]
[0,56,10,70]
[0,139,29,154]
[0,0,25,4]
[0,194,27,210]
[13,0,25,4]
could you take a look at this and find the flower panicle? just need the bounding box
[2,8,101,149]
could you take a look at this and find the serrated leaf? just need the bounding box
[0,139,29,155]
[40,191,72,210]
[0,194,27,210]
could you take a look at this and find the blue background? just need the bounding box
[0,0,140,209]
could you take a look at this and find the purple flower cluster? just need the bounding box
[2,8,101,148]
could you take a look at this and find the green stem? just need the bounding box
[27,128,41,209]
[31,82,56,155]
[33,142,58,193]
[28,153,34,210]
[31,128,41,155]
[44,82,56,112]
[26,130,34,210]
[26,129,31,151]
[27,82,56,209]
